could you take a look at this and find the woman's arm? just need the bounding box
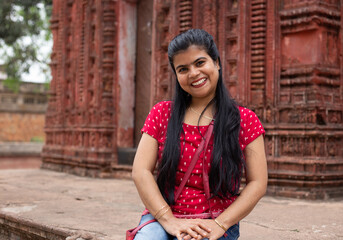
[216,134,268,222]
[132,133,211,240]
[132,133,165,214]
[184,135,267,240]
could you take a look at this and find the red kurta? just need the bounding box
[141,101,265,217]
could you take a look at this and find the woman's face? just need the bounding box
[173,45,220,102]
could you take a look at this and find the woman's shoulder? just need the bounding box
[237,106,264,132]
[237,106,265,147]
[147,101,173,121]
[152,100,172,109]
[238,106,258,120]
[150,101,172,115]
[142,101,172,139]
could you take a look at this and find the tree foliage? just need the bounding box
[0,0,52,91]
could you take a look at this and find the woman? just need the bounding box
[132,29,267,240]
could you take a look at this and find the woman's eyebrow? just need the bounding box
[175,57,207,70]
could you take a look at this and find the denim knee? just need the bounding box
[222,223,240,240]
[133,214,170,240]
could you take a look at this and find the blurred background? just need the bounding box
[0,0,52,169]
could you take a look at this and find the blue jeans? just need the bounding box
[133,214,240,240]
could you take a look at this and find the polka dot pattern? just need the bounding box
[141,101,265,216]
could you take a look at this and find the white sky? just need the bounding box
[0,37,52,83]
[22,37,53,83]
[0,3,52,83]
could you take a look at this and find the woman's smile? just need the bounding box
[191,77,207,87]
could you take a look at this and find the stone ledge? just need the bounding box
[0,212,69,240]
[0,169,342,240]
[0,143,43,157]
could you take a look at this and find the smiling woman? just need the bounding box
[131,29,267,240]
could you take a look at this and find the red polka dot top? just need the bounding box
[141,101,265,217]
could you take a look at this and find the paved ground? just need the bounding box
[0,169,342,240]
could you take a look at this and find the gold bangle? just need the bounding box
[153,205,168,219]
[155,207,170,220]
[214,219,227,232]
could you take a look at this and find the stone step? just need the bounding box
[0,212,69,240]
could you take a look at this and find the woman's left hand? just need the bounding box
[182,219,226,240]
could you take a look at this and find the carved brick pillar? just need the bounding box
[265,0,343,199]
[42,0,135,177]
[151,0,177,104]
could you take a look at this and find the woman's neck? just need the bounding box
[189,97,215,112]
[185,97,215,126]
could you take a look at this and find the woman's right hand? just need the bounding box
[159,215,212,240]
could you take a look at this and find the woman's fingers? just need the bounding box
[198,222,212,233]
[177,231,197,240]
[185,227,200,239]
[193,225,210,237]
[176,232,185,240]
[173,219,213,240]
[180,223,211,239]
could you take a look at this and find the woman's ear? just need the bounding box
[216,60,220,70]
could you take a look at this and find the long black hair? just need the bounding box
[157,29,243,205]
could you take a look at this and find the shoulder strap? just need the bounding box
[174,123,214,202]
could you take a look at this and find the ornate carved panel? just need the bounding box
[265,0,343,199]
[220,0,240,100]
[151,0,185,104]
[179,0,192,32]
[42,0,120,177]
[250,0,267,106]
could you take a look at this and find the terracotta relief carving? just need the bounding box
[179,0,192,32]
[280,136,333,157]
[250,0,267,106]
[223,1,239,97]
[42,0,119,177]
[152,0,174,103]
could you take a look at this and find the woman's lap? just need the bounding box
[133,214,240,240]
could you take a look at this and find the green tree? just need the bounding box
[0,0,52,91]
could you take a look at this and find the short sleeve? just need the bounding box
[141,101,171,140]
[239,107,265,151]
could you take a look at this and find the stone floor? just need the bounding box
[0,169,342,240]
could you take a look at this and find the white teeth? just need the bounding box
[192,78,206,86]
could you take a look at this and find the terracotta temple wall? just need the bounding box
[42,0,343,199]
[42,0,133,177]
[149,0,343,199]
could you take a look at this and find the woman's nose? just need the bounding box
[188,66,200,78]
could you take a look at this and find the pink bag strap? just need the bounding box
[130,219,156,235]
[202,134,214,218]
[174,122,214,202]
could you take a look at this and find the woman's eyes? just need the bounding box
[178,61,206,73]
[195,60,205,66]
[178,67,187,73]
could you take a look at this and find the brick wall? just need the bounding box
[0,80,48,143]
[0,112,45,142]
